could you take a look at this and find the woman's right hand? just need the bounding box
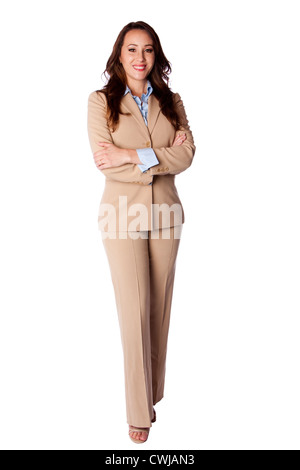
[172,133,187,146]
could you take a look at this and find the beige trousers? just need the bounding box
[101,224,183,428]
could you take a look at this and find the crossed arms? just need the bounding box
[87,91,196,184]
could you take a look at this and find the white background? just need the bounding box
[0,0,299,450]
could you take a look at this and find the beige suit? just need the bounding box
[87,88,196,428]
[87,90,196,232]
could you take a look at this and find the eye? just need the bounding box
[127,48,153,53]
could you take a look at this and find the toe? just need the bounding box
[129,426,148,442]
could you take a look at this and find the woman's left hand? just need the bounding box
[93,142,130,170]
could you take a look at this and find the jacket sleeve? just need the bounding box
[149,93,196,176]
[87,91,153,185]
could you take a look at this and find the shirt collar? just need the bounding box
[123,79,153,98]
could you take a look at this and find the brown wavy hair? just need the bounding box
[96,21,182,133]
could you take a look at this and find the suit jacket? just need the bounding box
[87,89,196,232]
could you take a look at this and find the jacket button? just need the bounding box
[146,141,151,147]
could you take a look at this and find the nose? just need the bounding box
[137,50,146,62]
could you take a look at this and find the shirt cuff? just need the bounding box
[136,148,159,173]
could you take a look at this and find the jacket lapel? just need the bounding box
[121,93,161,138]
[147,94,161,135]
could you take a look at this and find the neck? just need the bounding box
[126,78,148,98]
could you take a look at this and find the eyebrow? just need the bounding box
[127,43,153,47]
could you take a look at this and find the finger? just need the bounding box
[97,141,110,146]
[94,149,107,158]
[97,162,105,169]
[98,163,110,170]
[96,157,105,166]
[95,145,106,152]
[93,150,104,157]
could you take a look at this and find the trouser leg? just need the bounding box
[148,225,183,404]
[102,231,153,427]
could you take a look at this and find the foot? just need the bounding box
[129,425,149,443]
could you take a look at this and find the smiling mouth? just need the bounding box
[133,65,146,71]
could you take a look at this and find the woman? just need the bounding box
[87,21,196,444]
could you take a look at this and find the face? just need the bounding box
[119,29,155,87]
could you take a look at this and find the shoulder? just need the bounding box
[88,89,107,105]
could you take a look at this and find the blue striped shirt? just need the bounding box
[124,80,159,174]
